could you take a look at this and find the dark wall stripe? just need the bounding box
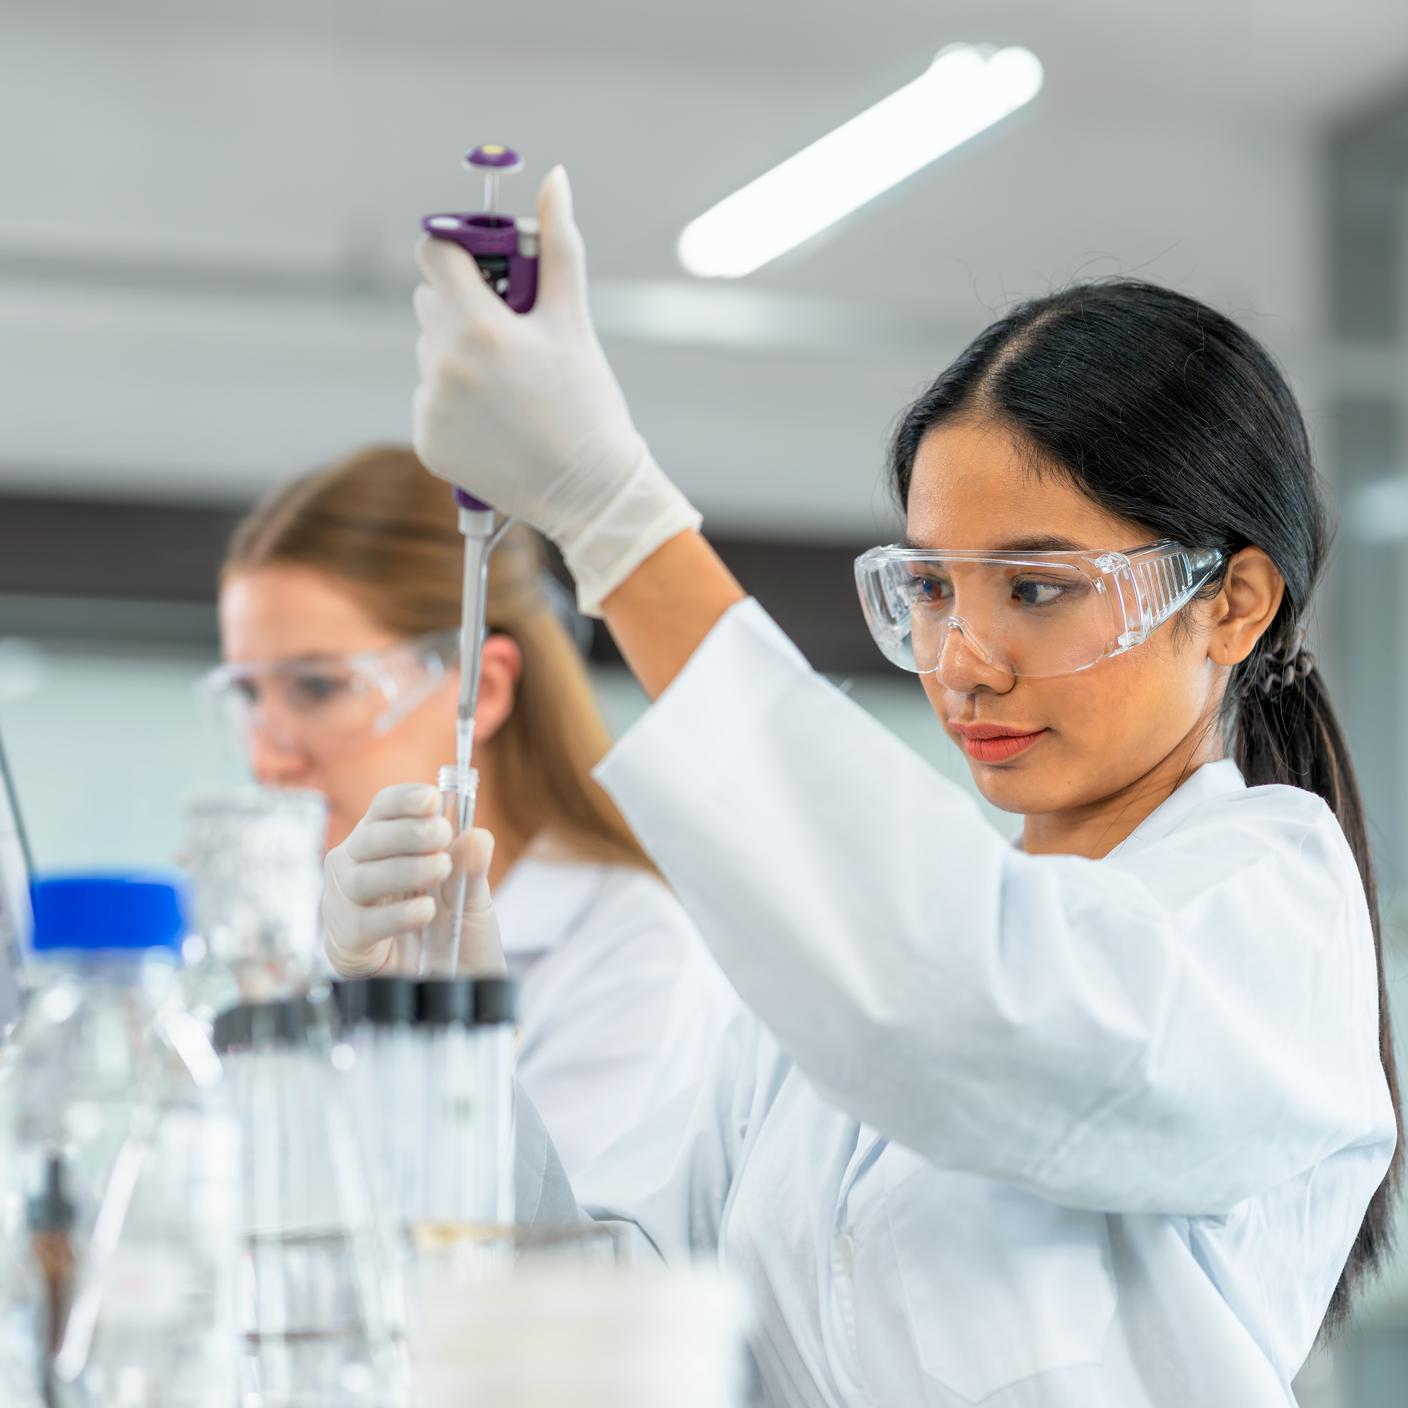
[0,494,245,602]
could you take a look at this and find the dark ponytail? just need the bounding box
[1233,645,1401,1330]
[889,279,1402,1331]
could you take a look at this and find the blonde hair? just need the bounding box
[223,444,653,874]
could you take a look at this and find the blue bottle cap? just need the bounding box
[29,873,187,955]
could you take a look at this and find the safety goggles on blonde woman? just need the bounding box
[202,629,460,760]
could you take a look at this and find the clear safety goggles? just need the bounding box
[854,539,1225,679]
[202,629,460,758]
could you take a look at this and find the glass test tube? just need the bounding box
[417,766,479,979]
[473,982,516,1233]
[334,978,419,1244]
[409,978,516,1253]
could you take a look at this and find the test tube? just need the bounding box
[417,765,480,979]
[334,977,418,1239]
[471,978,517,1232]
[414,979,473,1230]
[374,980,420,1239]
[409,977,517,1245]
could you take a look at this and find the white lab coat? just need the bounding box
[514,599,1397,1408]
[495,838,736,1174]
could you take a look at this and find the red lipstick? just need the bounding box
[949,722,1049,764]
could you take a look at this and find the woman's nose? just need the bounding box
[933,617,1016,694]
[247,721,311,787]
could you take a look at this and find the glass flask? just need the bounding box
[185,791,404,1407]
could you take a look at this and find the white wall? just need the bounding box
[0,638,244,873]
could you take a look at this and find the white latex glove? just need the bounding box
[322,784,506,978]
[413,166,701,616]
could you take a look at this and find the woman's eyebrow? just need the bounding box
[899,533,1087,552]
[261,651,349,671]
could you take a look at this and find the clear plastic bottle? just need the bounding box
[0,873,240,1407]
[184,790,403,1407]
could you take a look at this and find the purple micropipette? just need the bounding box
[422,143,539,776]
[420,145,539,973]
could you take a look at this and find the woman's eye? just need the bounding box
[907,574,952,607]
[1012,579,1070,608]
[289,674,350,708]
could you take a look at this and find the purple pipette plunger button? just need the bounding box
[465,144,523,173]
[455,487,491,511]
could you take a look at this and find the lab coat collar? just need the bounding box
[1105,758,1246,858]
[491,832,606,958]
[1009,760,1245,856]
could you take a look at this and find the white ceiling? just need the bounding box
[40,0,1408,116]
[2,0,1406,535]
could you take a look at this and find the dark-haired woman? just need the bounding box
[361,169,1401,1405]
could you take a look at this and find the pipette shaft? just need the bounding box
[456,504,498,781]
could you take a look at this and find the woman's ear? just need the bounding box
[471,634,524,745]
[1208,547,1285,666]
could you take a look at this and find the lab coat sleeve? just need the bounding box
[515,873,737,1175]
[514,1011,761,1262]
[595,600,1397,1216]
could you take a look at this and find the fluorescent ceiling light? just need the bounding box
[678,44,1044,279]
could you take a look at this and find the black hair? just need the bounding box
[889,279,1401,1334]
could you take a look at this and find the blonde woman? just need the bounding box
[212,445,734,1173]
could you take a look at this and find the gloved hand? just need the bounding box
[322,783,506,978]
[413,166,701,616]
